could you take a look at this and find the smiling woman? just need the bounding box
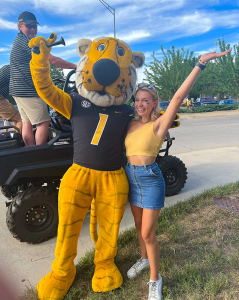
[124,49,231,300]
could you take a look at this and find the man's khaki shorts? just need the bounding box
[13,96,50,125]
[0,95,22,122]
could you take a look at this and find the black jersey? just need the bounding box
[70,93,134,171]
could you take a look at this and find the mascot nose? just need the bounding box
[93,59,120,87]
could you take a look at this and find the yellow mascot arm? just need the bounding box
[29,33,72,119]
[160,111,180,128]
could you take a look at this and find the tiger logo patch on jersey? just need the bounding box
[81,100,91,108]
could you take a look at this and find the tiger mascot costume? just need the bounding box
[29,33,180,300]
[29,33,144,300]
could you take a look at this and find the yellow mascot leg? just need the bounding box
[92,168,129,292]
[37,164,93,300]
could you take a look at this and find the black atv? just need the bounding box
[0,71,187,244]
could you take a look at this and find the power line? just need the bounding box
[0,56,10,63]
[99,0,116,38]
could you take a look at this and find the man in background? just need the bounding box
[10,11,77,146]
[0,65,22,133]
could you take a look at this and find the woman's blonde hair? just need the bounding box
[134,84,161,122]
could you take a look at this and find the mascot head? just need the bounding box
[75,37,145,107]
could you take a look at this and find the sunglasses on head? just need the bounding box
[25,24,38,29]
[137,83,157,92]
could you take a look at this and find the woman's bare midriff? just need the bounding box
[127,155,156,166]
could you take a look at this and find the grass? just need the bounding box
[20,181,239,300]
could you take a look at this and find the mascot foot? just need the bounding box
[92,261,123,292]
[37,268,76,300]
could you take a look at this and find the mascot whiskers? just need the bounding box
[29,33,145,300]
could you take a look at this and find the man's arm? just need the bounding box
[49,54,77,69]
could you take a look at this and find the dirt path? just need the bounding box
[179,109,239,119]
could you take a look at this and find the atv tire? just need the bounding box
[1,184,29,200]
[1,185,18,200]
[6,186,58,244]
[157,155,187,196]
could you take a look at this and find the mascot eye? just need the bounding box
[117,47,125,56]
[97,43,106,51]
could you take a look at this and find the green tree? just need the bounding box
[50,64,65,90]
[191,60,218,98]
[144,46,197,101]
[212,38,239,97]
[143,41,237,101]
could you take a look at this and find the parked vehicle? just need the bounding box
[219,99,238,105]
[0,71,187,244]
[193,97,218,107]
[159,101,170,109]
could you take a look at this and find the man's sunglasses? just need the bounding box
[25,24,38,29]
[137,83,157,92]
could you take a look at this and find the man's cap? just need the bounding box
[18,11,39,25]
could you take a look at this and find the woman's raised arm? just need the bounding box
[155,49,231,137]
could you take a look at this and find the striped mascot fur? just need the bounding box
[29,33,145,300]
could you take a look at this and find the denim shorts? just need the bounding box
[125,161,165,210]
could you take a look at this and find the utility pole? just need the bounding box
[99,0,116,38]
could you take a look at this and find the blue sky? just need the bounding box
[1,0,239,82]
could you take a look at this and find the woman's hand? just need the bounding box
[200,49,232,63]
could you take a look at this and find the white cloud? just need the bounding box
[118,30,151,43]
[1,0,239,68]
[64,37,80,47]
[51,48,78,61]
[136,66,148,84]
[0,18,16,30]
[38,25,74,34]
[1,1,239,46]
[0,47,10,52]
[24,0,186,17]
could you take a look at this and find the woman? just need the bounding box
[124,50,231,300]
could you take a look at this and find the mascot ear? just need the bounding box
[77,39,92,57]
[132,52,145,69]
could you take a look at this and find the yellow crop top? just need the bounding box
[125,122,165,157]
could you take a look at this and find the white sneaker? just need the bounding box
[148,274,163,300]
[127,258,150,279]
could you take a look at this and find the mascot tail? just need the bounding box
[90,199,98,243]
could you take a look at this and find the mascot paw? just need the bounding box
[92,261,123,292]
[29,33,57,67]
[37,268,76,300]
